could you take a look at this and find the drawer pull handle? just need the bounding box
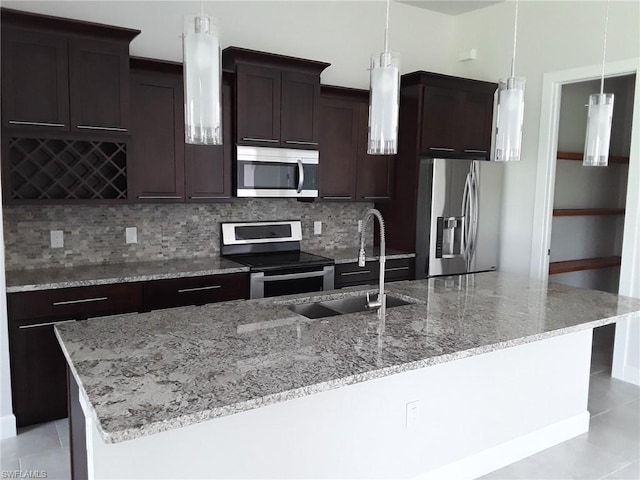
[285,140,319,146]
[177,285,221,293]
[362,196,391,200]
[340,270,371,276]
[189,196,227,199]
[242,137,279,143]
[19,319,77,329]
[76,125,128,132]
[53,297,108,306]
[138,195,183,199]
[8,120,65,128]
[386,266,410,272]
[464,149,487,153]
[322,196,352,200]
[429,147,455,152]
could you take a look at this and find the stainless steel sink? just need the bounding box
[288,295,413,319]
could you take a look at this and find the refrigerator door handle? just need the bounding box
[461,172,472,266]
[468,162,480,270]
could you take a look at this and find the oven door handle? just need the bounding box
[255,270,326,282]
[296,160,305,194]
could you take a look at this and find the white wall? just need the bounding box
[0,1,456,89]
[0,194,16,439]
[453,0,640,276]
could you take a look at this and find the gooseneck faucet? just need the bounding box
[359,208,386,320]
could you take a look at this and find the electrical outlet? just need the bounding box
[358,220,363,233]
[406,401,419,430]
[314,221,322,235]
[126,227,138,244]
[50,230,64,249]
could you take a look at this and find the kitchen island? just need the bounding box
[55,272,640,479]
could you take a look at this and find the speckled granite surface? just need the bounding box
[5,257,249,293]
[304,246,415,264]
[55,272,640,444]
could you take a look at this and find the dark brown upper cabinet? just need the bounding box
[0,8,139,135]
[129,57,233,203]
[223,47,330,149]
[1,27,70,130]
[129,63,185,202]
[411,72,496,159]
[69,38,131,133]
[319,86,394,202]
[185,82,233,202]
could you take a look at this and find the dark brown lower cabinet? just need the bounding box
[334,258,414,289]
[143,273,249,310]
[7,272,249,427]
[9,320,68,427]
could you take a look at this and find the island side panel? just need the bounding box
[85,329,593,480]
[68,366,88,480]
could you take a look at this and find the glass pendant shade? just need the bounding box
[583,93,614,167]
[183,14,222,145]
[491,77,525,162]
[367,51,400,155]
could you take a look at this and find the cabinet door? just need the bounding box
[356,103,394,201]
[319,96,358,201]
[457,90,493,158]
[420,86,457,155]
[1,27,70,131]
[281,71,320,149]
[68,38,130,133]
[9,321,68,427]
[185,83,232,201]
[236,64,281,146]
[130,71,185,202]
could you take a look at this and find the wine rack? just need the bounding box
[6,137,127,201]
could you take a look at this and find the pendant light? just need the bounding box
[491,0,525,162]
[367,0,401,155]
[183,1,222,145]
[584,0,614,167]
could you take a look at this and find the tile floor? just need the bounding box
[0,325,638,480]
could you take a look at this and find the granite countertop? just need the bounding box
[5,257,249,293]
[55,272,640,444]
[305,246,415,264]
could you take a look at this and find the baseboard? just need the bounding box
[0,413,17,439]
[415,411,590,480]
[612,364,640,386]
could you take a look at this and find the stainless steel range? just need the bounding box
[221,221,334,299]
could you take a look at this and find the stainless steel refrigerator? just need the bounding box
[415,157,503,278]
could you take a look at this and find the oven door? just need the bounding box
[250,266,334,299]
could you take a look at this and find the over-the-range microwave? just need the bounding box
[236,146,319,198]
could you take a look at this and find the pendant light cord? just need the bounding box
[510,0,519,78]
[200,0,204,17]
[384,0,390,52]
[600,0,611,95]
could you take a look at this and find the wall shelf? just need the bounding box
[549,256,621,275]
[556,151,629,164]
[553,208,625,217]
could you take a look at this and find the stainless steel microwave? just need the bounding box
[236,146,319,198]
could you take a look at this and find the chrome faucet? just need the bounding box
[358,208,386,320]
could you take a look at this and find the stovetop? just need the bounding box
[226,251,334,272]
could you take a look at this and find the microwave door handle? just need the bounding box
[296,160,304,194]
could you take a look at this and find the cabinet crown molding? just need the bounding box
[1,7,140,42]
[222,46,330,75]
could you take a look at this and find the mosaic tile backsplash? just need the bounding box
[3,200,374,270]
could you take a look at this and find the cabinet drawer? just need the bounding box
[143,273,249,310]
[335,258,414,288]
[8,283,143,324]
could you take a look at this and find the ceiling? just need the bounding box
[400,0,504,16]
